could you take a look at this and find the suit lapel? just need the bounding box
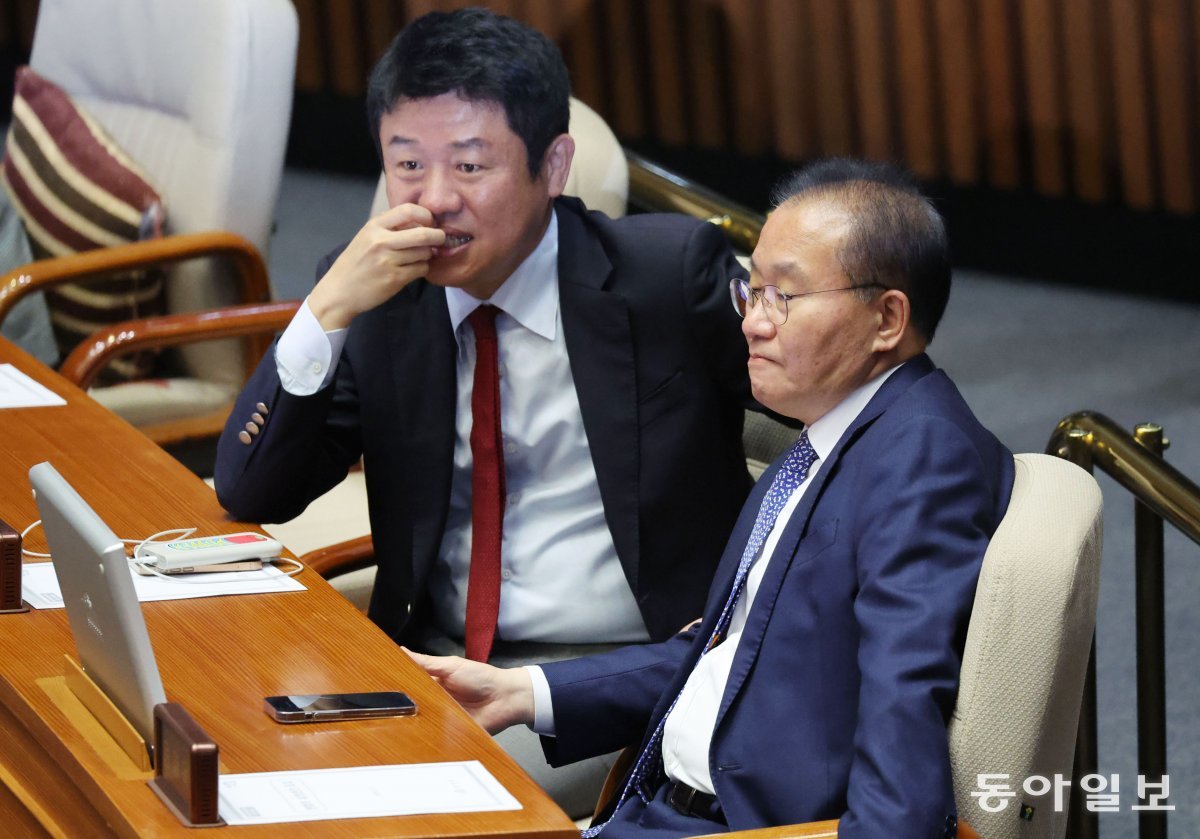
[556,199,643,589]
[712,355,936,730]
[385,282,458,580]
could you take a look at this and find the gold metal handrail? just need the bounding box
[1048,411,1200,543]
[626,150,765,253]
[1047,410,1200,839]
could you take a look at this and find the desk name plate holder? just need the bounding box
[0,517,28,613]
[149,702,223,827]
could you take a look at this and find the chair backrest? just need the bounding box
[368,96,628,219]
[742,411,800,479]
[949,453,1103,839]
[29,0,297,388]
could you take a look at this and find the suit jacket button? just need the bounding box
[238,430,253,444]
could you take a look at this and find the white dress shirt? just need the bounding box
[527,364,901,792]
[274,210,649,644]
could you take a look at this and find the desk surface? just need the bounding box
[0,338,576,838]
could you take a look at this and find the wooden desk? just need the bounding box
[0,338,576,838]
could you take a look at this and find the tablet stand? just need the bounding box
[62,655,152,771]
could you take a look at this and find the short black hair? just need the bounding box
[366,8,570,177]
[771,158,951,342]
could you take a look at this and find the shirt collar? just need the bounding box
[445,209,559,342]
[805,362,903,462]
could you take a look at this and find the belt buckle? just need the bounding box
[670,782,699,816]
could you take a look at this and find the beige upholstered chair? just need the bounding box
[636,452,1104,839]
[946,452,1102,839]
[0,0,297,445]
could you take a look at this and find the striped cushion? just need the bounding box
[1,66,167,382]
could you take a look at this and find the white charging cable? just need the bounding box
[20,520,305,580]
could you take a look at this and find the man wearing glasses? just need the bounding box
[410,158,1014,837]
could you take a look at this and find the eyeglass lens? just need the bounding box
[730,279,786,324]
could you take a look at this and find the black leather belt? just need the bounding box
[666,780,725,823]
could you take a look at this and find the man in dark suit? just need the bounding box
[410,159,1015,837]
[214,8,758,816]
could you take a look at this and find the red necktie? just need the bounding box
[464,305,505,662]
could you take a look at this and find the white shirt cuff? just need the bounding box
[275,296,348,395]
[524,665,556,737]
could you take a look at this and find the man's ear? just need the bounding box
[872,289,910,352]
[542,134,575,197]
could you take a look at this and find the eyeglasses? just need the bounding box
[728,277,887,325]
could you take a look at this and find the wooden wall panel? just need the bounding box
[764,0,810,160]
[293,0,325,91]
[892,0,941,179]
[325,0,366,96]
[976,0,1023,189]
[1019,0,1067,196]
[1109,0,1158,208]
[645,0,688,147]
[1060,0,1110,202]
[724,0,772,156]
[809,0,855,156]
[847,0,894,162]
[561,0,604,117]
[683,2,728,149]
[1147,0,1195,213]
[602,0,645,139]
[285,0,1200,215]
[363,0,402,65]
[933,0,981,185]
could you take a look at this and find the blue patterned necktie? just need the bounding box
[584,432,818,836]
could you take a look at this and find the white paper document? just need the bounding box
[20,561,305,609]
[218,761,522,825]
[0,363,66,408]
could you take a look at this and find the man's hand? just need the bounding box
[404,649,535,735]
[308,204,446,330]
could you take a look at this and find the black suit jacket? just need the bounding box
[215,197,760,643]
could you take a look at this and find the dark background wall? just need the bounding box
[4,0,1199,300]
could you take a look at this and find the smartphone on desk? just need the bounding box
[264,691,417,723]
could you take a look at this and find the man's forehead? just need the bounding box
[382,95,508,133]
[751,200,849,277]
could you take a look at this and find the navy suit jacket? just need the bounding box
[215,197,763,644]
[541,355,1014,838]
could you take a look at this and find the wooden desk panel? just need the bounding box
[0,338,576,838]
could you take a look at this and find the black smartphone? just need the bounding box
[263,691,417,723]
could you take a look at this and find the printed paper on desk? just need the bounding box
[0,364,66,408]
[218,761,522,825]
[20,561,305,609]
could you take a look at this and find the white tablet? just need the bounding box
[30,461,167,753]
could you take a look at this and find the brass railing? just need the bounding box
[1048,411,1200,839]
[626,150,765,253]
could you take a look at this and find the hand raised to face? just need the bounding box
[307,203,447,331]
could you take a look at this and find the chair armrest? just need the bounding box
[689,820,980,839]
[300,535,375,579]
[59,300,301,389]
[0,230,271,324]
